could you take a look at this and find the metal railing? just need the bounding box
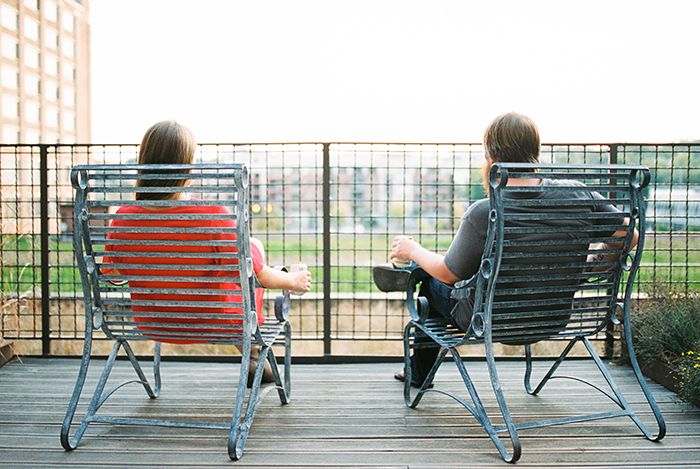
[1,142,699,356]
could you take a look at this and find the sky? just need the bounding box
[90,0,700,145]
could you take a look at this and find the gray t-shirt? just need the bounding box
[443,179,624,281]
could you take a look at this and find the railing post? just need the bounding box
[609,143,618,165]
[604,144,619,359]
[322,143,332,355]
[40,145,51,356]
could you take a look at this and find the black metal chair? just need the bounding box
[61,163,292,460]
[402,163,665,463]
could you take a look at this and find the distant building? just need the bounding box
[0,0,90,144]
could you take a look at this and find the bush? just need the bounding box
[678,349,700,405]
[630,283,700,405]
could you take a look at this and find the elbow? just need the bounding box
[439,269,461,287]
[629,228,640,252]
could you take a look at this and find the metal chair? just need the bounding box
[402,163,665,462]
[61,163,292,460]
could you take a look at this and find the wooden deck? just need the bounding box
[1,357,698,468]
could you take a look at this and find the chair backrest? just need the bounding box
[70,163,260,345]
[471,163,649,345]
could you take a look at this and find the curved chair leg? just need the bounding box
[402,322,414,406]
[524,339,578,396]
[153,341,162,396]
[61,338,122,450]
[402,322,442,408]
[228,344,252,460]
[61,328,94,450]
[122,340,159,398]
[483,338,522,463]
[613,320,666,441]
[402,323,522,463]
[275,321,292,404]
[229,339,290,460]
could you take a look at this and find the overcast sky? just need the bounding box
[90,0,700,145]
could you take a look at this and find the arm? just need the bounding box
[390,236,460,285]
[256,265,312,293]
[585,218,639,272]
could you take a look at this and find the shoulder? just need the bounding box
[541,179,586,189]
[458,198,490,234]
[541,178,592,198]
[464,198,490,219]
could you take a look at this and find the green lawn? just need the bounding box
[2,233,699,295]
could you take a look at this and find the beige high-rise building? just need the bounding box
[0,0,90,144]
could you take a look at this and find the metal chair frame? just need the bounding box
[61,163,292,460]
[402,163,665,463]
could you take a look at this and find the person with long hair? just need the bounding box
[104,120,311,385]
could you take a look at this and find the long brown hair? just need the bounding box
[135,120,196,201]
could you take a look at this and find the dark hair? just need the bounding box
[135,120,196,200]
[483,112,540,167]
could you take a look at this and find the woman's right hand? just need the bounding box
[289,269,312,293]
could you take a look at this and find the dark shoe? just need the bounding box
[393,371,434,389]
[248,347,275,388]
[373,266,410,292]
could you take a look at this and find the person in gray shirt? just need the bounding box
[374,112,638,387]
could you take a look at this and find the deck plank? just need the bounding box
[0,358,698,468]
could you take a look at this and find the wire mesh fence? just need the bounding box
[1,142,698,356]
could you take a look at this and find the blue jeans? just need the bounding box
[408,271,461,384]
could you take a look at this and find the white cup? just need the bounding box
[391,237,412,269]
[290,262,307,296]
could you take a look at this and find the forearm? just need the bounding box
[256,266,293,290]
[391,235,460,285]
[406,246,460,285]
[585,224,639,272]
[255,265,312,293]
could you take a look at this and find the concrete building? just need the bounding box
[0,0,90,144]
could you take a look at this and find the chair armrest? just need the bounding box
[450,275,477,300]
[405,268,454,324]
[274,292,291,321]
[273,266,291,322]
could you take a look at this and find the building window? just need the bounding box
[45,105,59,128]
[25,129,41,143]
[24,73,40,95]
[46,54,59,76]
[25,100,41,123]
[2,95,20,118]
[45,28,59,50]
[62,86,75,107]
[24,44,40,69]
[44,1,58,23]
[62,13,74,33]
[63,64,75,82]
[23,17,40,41]
[1,65,19,90]
[24,0,40,10]
[3,125,20,143]
[63,37,74,58]
[1,6,19,31]
[63,110,75,132]
[44,131,59,143]
[45,80,59,101]
[1,35,19,60]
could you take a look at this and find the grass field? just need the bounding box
[2,232,699,296]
